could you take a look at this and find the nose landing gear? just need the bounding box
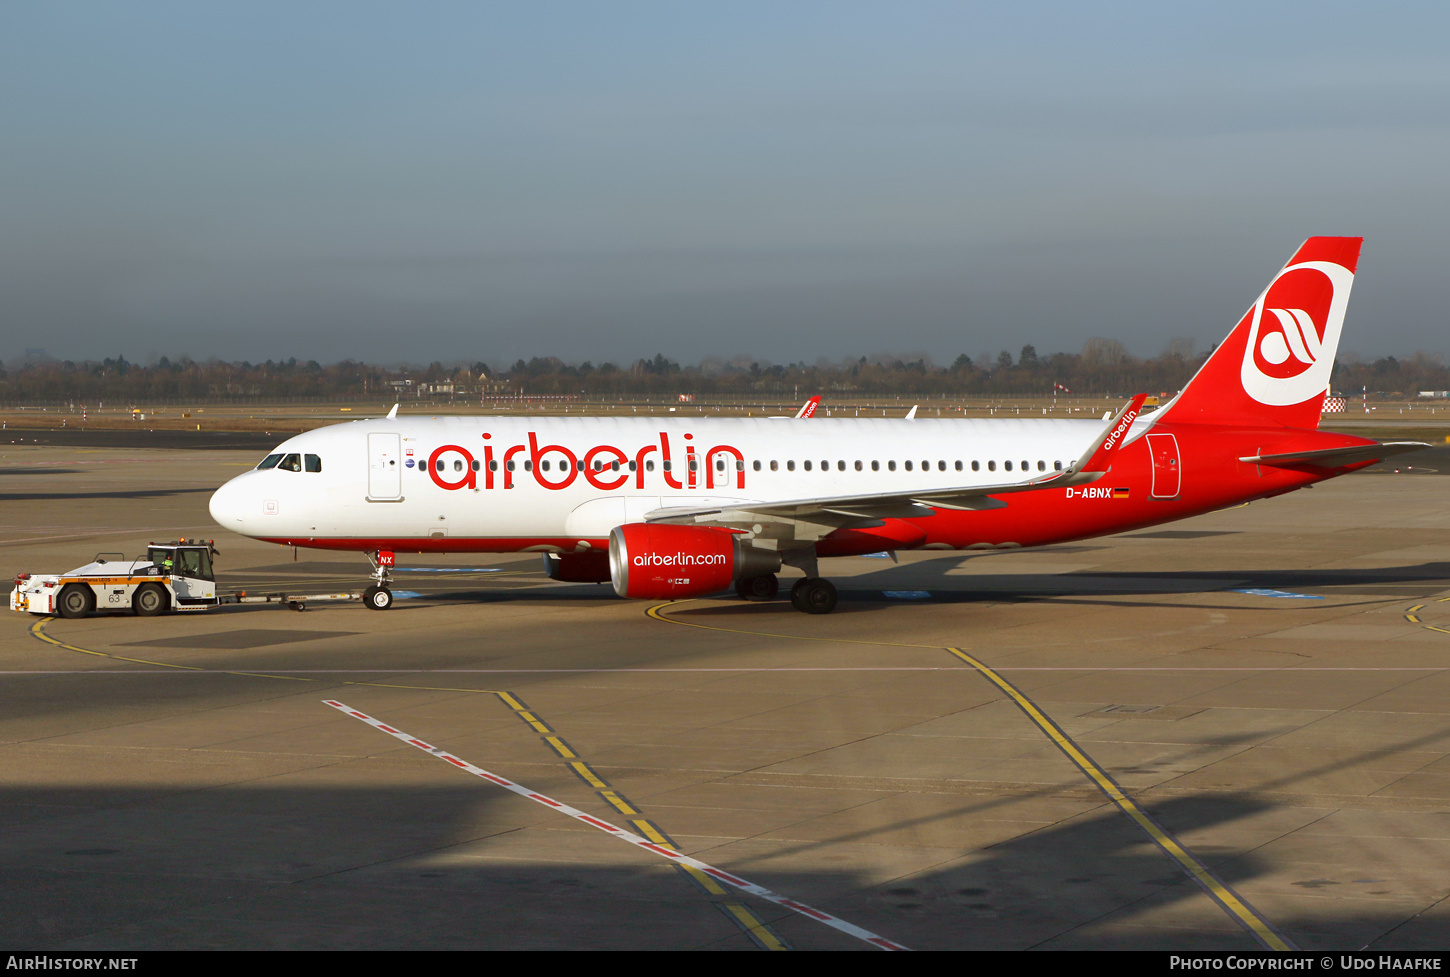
[363,550,395,611]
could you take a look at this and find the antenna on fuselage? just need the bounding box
[387,404,399,420]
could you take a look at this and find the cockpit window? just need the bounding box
[305,454,322,473]
[256,454,283,470]
[279,453,302,472]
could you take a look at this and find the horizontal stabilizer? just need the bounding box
[1240,441,1430,469]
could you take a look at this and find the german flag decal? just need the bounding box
[1113,487,1131,499]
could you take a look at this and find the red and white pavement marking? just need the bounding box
[324,699,907,951]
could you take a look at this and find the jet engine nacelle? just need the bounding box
[541,550,612,583]
[609,523,782,600]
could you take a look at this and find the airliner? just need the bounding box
[208,237,1425,613]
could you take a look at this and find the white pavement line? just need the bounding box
[324,699,907,951]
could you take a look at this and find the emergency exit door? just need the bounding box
[368,432,403,501]
[1147,433,1180,499]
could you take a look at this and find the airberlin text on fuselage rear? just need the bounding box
[426,431,745,493]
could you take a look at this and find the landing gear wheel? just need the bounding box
[133,583,168,617]
[735,574,779,602]
[363,585,394,610]
[791,578,837,614]
[58,584,94,620]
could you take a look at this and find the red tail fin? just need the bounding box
[1159,237,1362,430]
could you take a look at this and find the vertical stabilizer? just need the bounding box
[1158,237,1361,430]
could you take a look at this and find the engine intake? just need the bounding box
[609,523,781,600]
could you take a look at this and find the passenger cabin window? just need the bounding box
[972,461,980,471]
[888,461,896,471]
[770,460,778,471]
[803,461,812,471]
[754,460,762,471]
[1054,461,1063,471]
[904,461,913,472]
[871,461,879,471]
[1005,461,1013,471]
[988,461,996,471]
[646,460,655,471]
[787,461,795,471]
[854,460,862,471]
[955,461,963,471]
[256,454,282,470]
[1037,461,1045,471]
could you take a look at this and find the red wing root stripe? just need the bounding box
[325,699,907,951]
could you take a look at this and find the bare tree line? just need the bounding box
[0,344,1442,404]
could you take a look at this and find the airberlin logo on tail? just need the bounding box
[1241,260,1355,407]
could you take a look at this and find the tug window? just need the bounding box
[256,454,282,470]
[305,454,322,473]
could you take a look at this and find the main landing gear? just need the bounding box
[363,550,394,611]
[790,577,837,615]
[735,574,838,613]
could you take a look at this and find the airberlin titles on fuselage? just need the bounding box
[425,431,745,493]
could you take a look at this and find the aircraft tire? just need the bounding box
[133,583,168,617]
[364,585,394,611]
[794,578,837,615]
[735,574,779,602]
[58,584,95,620]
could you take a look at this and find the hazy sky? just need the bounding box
[3,2,1449,366]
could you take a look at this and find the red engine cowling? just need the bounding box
[541,550,611,583]
[609,523,780,599]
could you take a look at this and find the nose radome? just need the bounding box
[209,476,248,528]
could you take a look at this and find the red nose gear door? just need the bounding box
[1147,433,1181,499]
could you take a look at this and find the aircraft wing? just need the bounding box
[646,395,1148,529]
[1240,441,1430,469]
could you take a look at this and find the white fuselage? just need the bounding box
[208,415,1120,550]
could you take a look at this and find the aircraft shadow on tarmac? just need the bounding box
[389,558,1450,614]
[0,775,1435,949]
